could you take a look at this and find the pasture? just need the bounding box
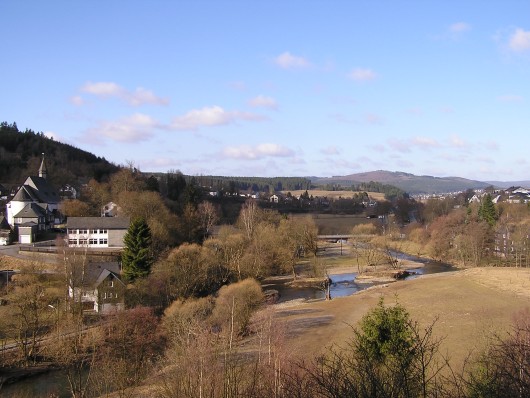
[274,266,530,372]
[284,190,385,201]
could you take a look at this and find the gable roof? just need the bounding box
[81,262,123,288]
[23,176,60,204]
[13,202,47,219]
[12,186,37,202]
[94,269,124,289]
[67,216,130,230]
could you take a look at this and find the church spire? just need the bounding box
[39,153,48,179]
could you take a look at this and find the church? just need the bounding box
[6,154,61,243]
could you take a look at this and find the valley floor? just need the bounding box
[275,266,530,370]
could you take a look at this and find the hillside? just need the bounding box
[0,122,119,188]
[312,170,491,194]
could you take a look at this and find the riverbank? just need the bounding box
[274,267,530,371]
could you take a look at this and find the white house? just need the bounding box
[6,154,61,243]
[66,217,130,248]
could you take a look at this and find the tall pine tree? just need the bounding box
[122,218,153,282]
[479,193,497,227]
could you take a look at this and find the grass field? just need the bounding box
[274,266,530,371]
[284,190,386,201]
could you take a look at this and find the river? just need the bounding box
[262,253,455,303]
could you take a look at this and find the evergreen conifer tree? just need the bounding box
[122,218,153,281]
[479,193,497,226]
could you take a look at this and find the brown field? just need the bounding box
[274,266,530,370]
[283,190,386,201]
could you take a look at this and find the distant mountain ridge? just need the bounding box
[312,170,492,194]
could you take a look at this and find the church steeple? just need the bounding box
[39,153,48,179]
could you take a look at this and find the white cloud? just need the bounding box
[509,28,530,52]
[448,134,467,148]
[388,139,412,153]
[348,68,377,82]
[84,113,158,143]
[248,95,278,110]
[498,94,523,102]
[171,106,266,131]
[43,131,67,143]
[388,136,444,153]
[482,141,500,151]
[80,81,169,106]
[140,157,182,169]
[70,95,85,106]
[222,143,295,160]
[321,146,340,155]
[449,22,471,34]
[274,52,310,69]
[412,136,440,148]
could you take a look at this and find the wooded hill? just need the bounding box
[313,170,491,194]
[0,121,119,188]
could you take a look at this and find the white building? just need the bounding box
[6,154,61,243]
[66,217,130,248]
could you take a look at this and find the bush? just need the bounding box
[211,278,264,336]
[298,298,445,397]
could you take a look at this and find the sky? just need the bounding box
[2,1,530,182]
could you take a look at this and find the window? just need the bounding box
[79,229,88,234]
[100,229,108,234]
[109,280,114,287]
[99,238,108,245]
[79,239,88,245]
[89,239,98,245]
[69,239,77,245]
[90,229,98,234]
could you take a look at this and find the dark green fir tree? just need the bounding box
[479,193,497,227]
[122,218,153,282]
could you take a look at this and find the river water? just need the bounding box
[263,254,455,303]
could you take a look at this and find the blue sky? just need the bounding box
[2,1,530,181]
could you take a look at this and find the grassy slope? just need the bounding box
[276,267,530,370]
[283,190,385,201]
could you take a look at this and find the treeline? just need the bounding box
[191,175,312,193]
[393,192,530,267]
[353,180,406,200]
[317,180,407,200]
[0,121,119,186]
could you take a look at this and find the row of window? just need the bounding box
[82,291,118,299]
[68,238,108,245]
[68,229,108,235]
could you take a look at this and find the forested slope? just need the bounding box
[0,121,119,188]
